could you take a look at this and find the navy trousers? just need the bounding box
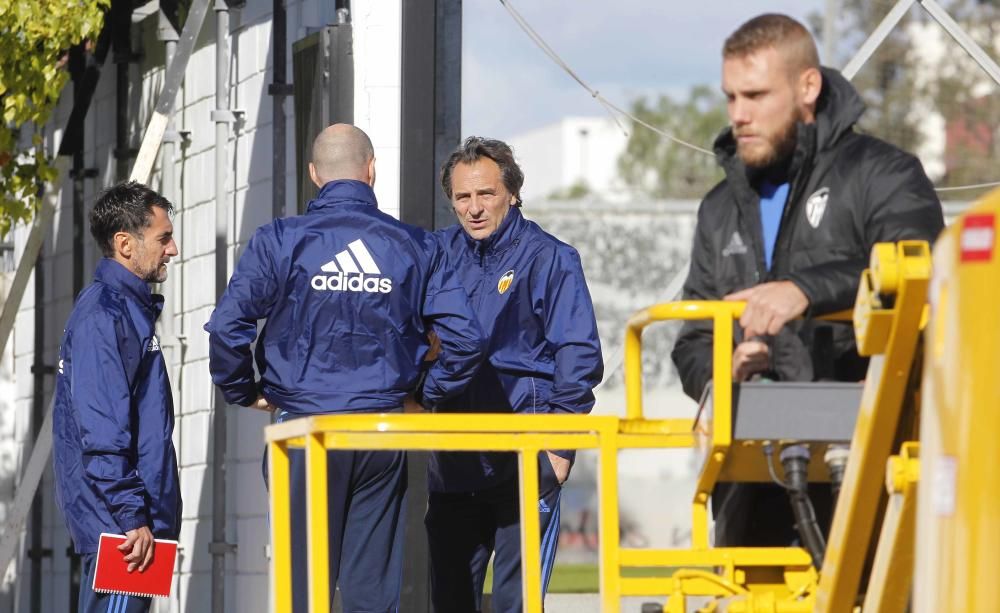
[278,447,408,613]
[78,554,151,613]
[426,452,562,613]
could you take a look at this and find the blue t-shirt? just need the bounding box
[759,181,789,270]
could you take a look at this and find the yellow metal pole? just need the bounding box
[862,443,919,613]
[598,427,621,613]
[269,440,292,613]
[519,448,543,613]
[816,242,931,612]
[710,312,733,450]
[691,311,734,549]
[306,431,330,613]
[624,312,646,420]
[692,498,710,549]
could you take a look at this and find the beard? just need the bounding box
[137,261,168,284]
[735,110,801,169]
[145,264,168,284]
[133,243,169,283]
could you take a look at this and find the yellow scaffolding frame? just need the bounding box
[264,240,931,612]
[266,413,623,613]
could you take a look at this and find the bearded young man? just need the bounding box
[671,14,943,546]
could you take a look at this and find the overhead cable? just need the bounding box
[498,0,1000,195]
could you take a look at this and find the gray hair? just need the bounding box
[440,136,524,205]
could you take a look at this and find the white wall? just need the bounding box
[0,1,402,611]
[508,116,629,202]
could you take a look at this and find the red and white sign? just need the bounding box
[960,213,995,263]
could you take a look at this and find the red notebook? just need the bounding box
[92,533,178,598]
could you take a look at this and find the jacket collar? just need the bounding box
[461,206,524,256]
[95,258,162,313]
[306,180,378,212]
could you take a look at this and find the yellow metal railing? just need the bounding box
[263,288,889,612]
[266,413,622,613]
[621,301,861,612]
[625,301,743,550]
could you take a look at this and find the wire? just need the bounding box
[672,569,749,596]
[763,443,791,490]
[498,0,1000,194]
[600,97,716,156]
[934,180,1000,193]
[498,0,714,156]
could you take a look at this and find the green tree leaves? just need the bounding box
[617,86,726,200]
[0,0,109,237]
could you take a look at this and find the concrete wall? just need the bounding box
[0,1,401,611]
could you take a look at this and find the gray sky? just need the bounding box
[462,1,826,141]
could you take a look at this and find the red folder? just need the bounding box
[92,533,178,598]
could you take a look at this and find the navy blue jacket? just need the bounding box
[429,207,604,492]
[53,258,181,554]
[205,180,485,414]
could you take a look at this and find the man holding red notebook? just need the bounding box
[53,182,182,612]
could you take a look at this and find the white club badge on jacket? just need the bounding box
[806,187,830,228]
[497,270,514,294]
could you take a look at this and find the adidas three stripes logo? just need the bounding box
[311,239,394,293]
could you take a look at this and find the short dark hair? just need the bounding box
[90,181,174,257]
[440,137,524,205]
[723,13,820,75]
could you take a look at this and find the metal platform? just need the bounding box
[707,381,863,443]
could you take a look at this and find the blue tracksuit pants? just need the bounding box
[425,452,562,613]
[275,446,407,613]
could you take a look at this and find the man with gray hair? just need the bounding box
[671,14,943,546]
[425,136,603,612]
[207,124,485,612]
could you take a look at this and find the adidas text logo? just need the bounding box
[311,239,393,294]
[147,336,161,352]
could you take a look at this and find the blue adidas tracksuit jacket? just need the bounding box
[53,258,181,554]
[205,180,486,414]
[429,207,604,492]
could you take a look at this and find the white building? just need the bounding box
[507,116,630,202]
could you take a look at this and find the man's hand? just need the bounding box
[424,330,441,362]
[732,340,770,382]
[250,395,276,413]
[546,451,571,485]
[403,395,425,413]
[119,526,155,573]
[725,281,809,338]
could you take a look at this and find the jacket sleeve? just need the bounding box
[420,243,486,409]
[786,151,944,315]
[73,313,148,533]
[540,247,604,462]
[671,202,719,402]
[204,227,282,406]
[542,247,604,416]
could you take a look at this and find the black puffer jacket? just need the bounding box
[671,68,944,400]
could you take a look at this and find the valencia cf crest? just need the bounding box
[805,187,830,228]
[497,270,514,294]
